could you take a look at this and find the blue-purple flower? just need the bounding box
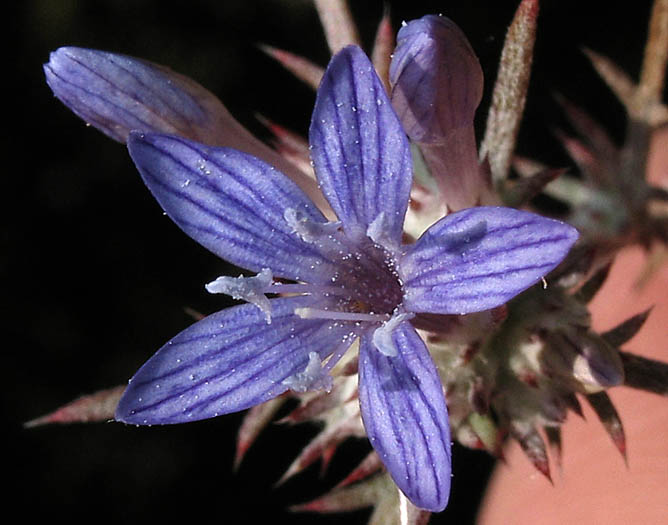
[109,45,578,511]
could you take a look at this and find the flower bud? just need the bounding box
[390,15,483,143]
[390,16,489,210]
[544,330,625,393]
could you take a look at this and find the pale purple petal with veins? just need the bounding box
[127,132,337,284]
[45,47,230,144]
[401,206,579,314]
[309,46,412,242]
[44,47,326,209]
[358,321,451,512]
[116,296,359,424]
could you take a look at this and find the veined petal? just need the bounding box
[309,46,412,242]
[44,47,230,144]
[401,207,579,314]
[127,132,337,283]
[358,322,451,512]
[44,48,326,207]
[116,297,358,424]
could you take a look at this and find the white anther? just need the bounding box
[205,268,273,324]
[282,351,333,393]
[372,312,415,357]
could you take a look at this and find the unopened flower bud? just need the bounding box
[390,15,482,143]
[545,330,625,393]
[390,16,489,210]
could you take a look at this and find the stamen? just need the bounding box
[205,268,273,324]
[267,282,351,298]
[295,307,388,323]
[372,312,415,357]
[282,351,333,393]
[284,207,341,243]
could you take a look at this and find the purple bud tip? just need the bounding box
[390,15,483,144]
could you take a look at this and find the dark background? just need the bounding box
[9,0,654,523]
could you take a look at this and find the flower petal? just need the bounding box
[44,47,232,144]
[309,46,412,242]
[401,206,579,314]
[116,297,358,424]
[358,322,451,512]
[127,132,337,283]
[44,47,326,207]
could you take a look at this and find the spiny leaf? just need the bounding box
[234,396,287,469]
[255,114,314,178]
[620,351,668,396]
[371,9,394,93]
[258,44,323,90]
[480,0,539,183]
[553,93,619,179]
[575,263,612,303]
[583,47,636,110]
[544,425,562,470]
[503,167,565,207]
[290,473,391,513]
[601,308,653,348]
[638,0,668,116]
[585,391,627,463]
[278,414,365,485]
[510,421,552,482]
[563,392,584,418]
[25,385,124,427]
[468,412,503,456]
[313,0,361,54]
[553,129,602,180]
[336,451,383,488]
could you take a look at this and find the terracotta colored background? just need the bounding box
[479,129,668,524]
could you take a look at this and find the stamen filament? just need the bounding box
[295,307,389,323]
[266,282,350,296]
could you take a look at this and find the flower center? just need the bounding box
[205,211,410,390]
[329,236,404,316]
[284,208,404,317]
[205,210,405,323]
